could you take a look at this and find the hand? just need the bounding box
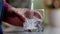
[3,8,30,27]
[15,8,43,19]
[3,8,43,27]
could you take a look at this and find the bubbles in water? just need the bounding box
[23,16,43,32]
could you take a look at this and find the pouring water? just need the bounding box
[23,0,43,32]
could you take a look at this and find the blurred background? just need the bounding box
[6,0,44,9]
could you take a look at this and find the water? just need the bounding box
[23,0,43,32]
[23,16,43,32]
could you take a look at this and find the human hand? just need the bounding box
[3,8,43,27]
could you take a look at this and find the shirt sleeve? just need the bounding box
[4,2,12,11]
[0,0,3,34]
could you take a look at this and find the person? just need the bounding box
[3,0,43,32]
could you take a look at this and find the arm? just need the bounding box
[4,2,16,12]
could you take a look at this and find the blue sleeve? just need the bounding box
[0,25,3,34]
[0,0,3,34]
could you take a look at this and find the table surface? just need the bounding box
[3,32,43,34]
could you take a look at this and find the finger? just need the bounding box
[16,8,30,15]
[34,10,43,19]
[4,17,24,27]
[13,8,30,21]
[13,11,26,22]
[24,10,31,18]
